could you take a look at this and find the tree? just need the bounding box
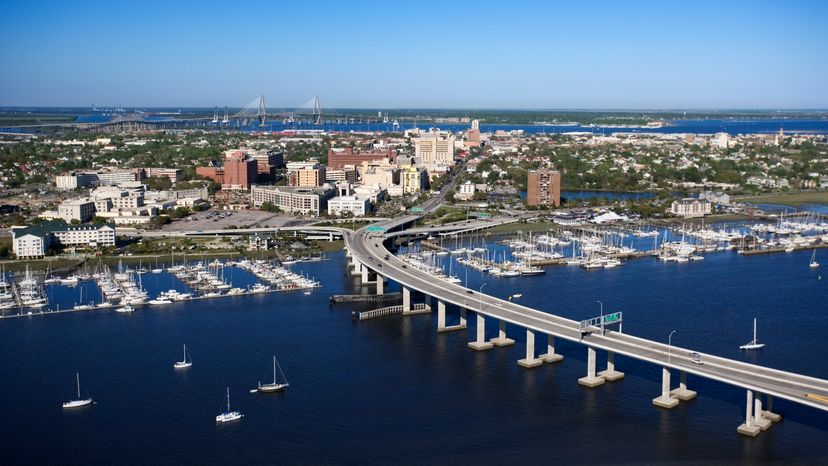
[259,202,281,213]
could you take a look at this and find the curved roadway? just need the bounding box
[344,222,828,413]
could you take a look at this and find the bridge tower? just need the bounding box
[257,95,266,127]
[312,95,322,125]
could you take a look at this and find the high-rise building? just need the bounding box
[400,165,427,194]
[222,151,258,190]
[526,168,561,207]
[465,119,481,147]
[296,166,326,188]
[414,130,456,165]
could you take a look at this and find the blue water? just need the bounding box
[236,118,828,136]
[562,190,657,202]
[2,251,827,464]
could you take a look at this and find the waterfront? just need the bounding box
[1,249,827,464]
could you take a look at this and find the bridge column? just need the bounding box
[598,351,624,381]
[351,260,362,276]
[539,335,563,363]
[737,390,761,437]
[578,347,605,387]
[670,371,696,401]
[459,307,467,327]
[468,313,494,351]
[361,264,369,284]
[376,275,384,295]
[653,367,678,408]
[763,395,782,422]
[754,397,772,431]
[517,329,543,368]
[437,300,446,331]
[489,320,515,347]
[401,287,411,314]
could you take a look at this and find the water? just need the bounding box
[2,251,827,464]
[237,118,828,136]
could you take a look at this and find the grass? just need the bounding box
[735,191,828,208]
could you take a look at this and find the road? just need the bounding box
[344,222,828,413]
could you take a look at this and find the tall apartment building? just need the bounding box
[97,169,144,186]
[465,119,481,147]
[57,199,96,223]
[296,166,326,187]
[526,168,561,207]
[325,168,358,184]
[400,165,427,194]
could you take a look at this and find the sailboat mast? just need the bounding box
[753,318,758,343]
[273,356,277,385]
[76,372,81,398]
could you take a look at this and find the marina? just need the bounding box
[0,257,323,319]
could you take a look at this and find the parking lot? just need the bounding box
[161,208,298,232]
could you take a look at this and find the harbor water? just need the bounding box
[1,249,827,464]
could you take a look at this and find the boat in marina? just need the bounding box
[739,318,766,350]
[62,372,93,409]
[174,344,192,369]
[115,304,134,313]
[251,355,289,393]
[810,250,820,269]
[148,296,173,305]
[215,387,243,423]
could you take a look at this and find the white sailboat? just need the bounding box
[251,355,289,393]
[215,387,243,423]
[739,318,765,350]
[62,372,93,408]
[809,249,820,268]
[174,344,192,369]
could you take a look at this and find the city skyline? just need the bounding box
[2,0,827,109]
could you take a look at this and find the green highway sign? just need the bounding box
[477,212,491,219]
[366,225,386,232]
[410,207,424,212]
[604,312,621,323]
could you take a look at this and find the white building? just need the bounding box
[12,220,115,258]
[328,195,371,216]
[57,199,96,223]
[250,185,334,215]
[670,198,712,218]
[414,130,456,165]
[456,181,476,200]
[55,172,99,190]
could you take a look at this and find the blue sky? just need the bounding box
[1,0,826,109]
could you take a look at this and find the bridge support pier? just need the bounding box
[468,314,494,351]
[376,275,384,295]
[737,390,761,437]
[652,368,679,408]
[578,347,605,387]
[755,397,772,431]
[670,371,696,401]
[361,264,369,285]
[598,351,624,381]
[763,395,782,422]
[489,320,515,347]
[517,329,543,368]
[538,335,563,363]
[351,260,361,277]
[401,287,412,314]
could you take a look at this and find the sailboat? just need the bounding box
[809,249,820,268]
[215,387,243,423]
[251,355,289,393]
[174,344,192,369]
[62,372,93,408]
[739,318,765,350]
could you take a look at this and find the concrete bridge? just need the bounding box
[343,217,828,438]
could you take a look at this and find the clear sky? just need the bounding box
[1,0,826,109]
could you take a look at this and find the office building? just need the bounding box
[250,185,334,215]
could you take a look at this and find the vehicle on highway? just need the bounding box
[384,254,390,260]
[401,265,407,269]
[689,352,704,365]
[466,290,474,295]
